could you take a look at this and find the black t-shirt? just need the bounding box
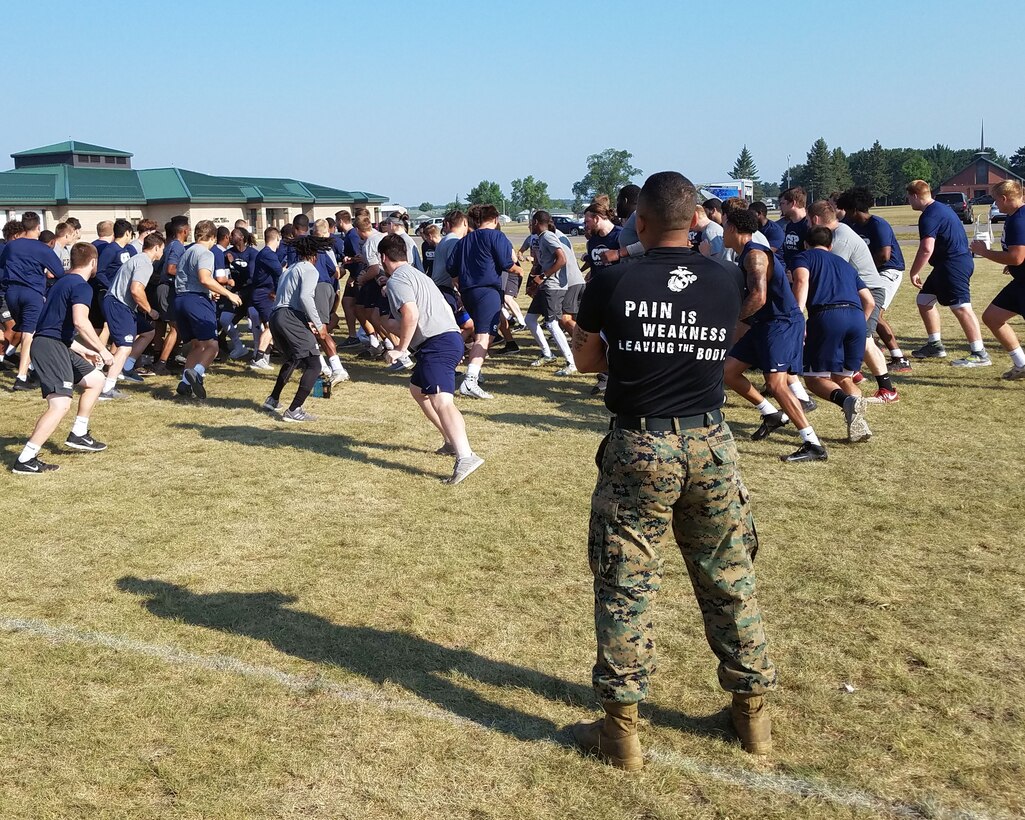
[577,247,744,417]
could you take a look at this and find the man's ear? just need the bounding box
[690,210,699,229]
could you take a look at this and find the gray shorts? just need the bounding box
[270,307,320,361]
[866,287,886,337]
[528,287,565,323]
[31,336,96,398]
[314,282,335,326]
[563,283,585,316]
[504,272,522,297]
[154,279,175,322]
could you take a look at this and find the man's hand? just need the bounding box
[316,324,328,341]
[227,292,243,307]
[970,239,989,255]
[384,349,405,365]
[910,272,923,289]
[599,248,621,264]
[100,348,114,367]
[149,308,159,320]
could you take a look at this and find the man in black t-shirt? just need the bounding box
[567,172,778,769]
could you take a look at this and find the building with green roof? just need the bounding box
[0,141,387,238]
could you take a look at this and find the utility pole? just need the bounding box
[786,154,791,190]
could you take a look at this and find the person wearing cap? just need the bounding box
[567,171,777,769]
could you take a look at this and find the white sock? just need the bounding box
[4,344,14,356]
[1009,347,1025,368]
[329,355,342,371]
[16,374,27,382]
[927,332,941,343]
[383,338,395,350]
[18,441,40,463]
[798,426,820,446]
[194,363,206,378]
[788,380,811,402]
[970,339,984,353]
[889,348,904,359]
[369,333,380,347]
[466,362,482,380]
[71,416,89,437]
[755,399,777,416]
[525,315,552,357]
[547,321,574,364]
[103,378,116,393]
[124,356,137,372]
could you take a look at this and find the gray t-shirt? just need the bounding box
[109,253,154,306]
[432,233,460,287]
[702,221,725,256]
[129,238,143,255]
[57,243,72,271]
[618,212,639,247]
[386,263,458,349]
[175,244,215,294]
[396,232,418,267]
[831,222,885,289]
[274,260,320,324]
[535,231,570,290]
[361,230,385,271]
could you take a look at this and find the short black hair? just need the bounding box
[616,184,641,219]
[637,171,698,232]
[834,190,856,213]
[64,216,82,230]
[531,209,553,229]
[848,186,875,213]
[725,208,759,235]
[21,211,40,231]
[806,226,833,248]
[38,230,55,245]
[113,218,134,239]
[702,197,723,214]
[379,233,408,263]
[143,232,165,251]
[216,226,231,242]
[749,201,768,218]
[292,214,310,231]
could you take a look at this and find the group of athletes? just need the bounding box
[2,174,1024,475]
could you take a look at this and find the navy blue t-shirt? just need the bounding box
[252,247,283,290]
[793,248,867,308]
[344,227,361,274]
[760,218,785,253]
[36,272,93,344]
[586,225,623,270]
[854,215,905,272]
[1002,205,1025,281]
[92,239,110,257]
[164,239,187,276]
[448,228,514,290]
[314,250,338,285]
[0,238,66,293]
[96,242,137,289]
[919,200,972,276]
[228,245,259,289]
[739,241,799,323]
[276,242,290,267]
[783,217,809,271]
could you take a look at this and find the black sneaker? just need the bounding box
[752,411,789,441]
[176,380,194,398]
[492,340,520,355]
[801,397,818,413]
[11,456,60,474]
[337,336,361,349]
[912,340,947,359]
[183,368,206,399]
[781,442,828,463]
[12,377,34,392]
[65,432,108,452]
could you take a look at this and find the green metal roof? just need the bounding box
[346,190,388,203]
[0,171,63,204]
[298,180,356,203]
[175,169,249,203]
[12,141,133,158]
[136,168,189,202]
[226,176,313,203]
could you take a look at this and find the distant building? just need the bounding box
[938,151,1024,201]
[0,140,387,239]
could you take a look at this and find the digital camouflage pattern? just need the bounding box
[588,422,777,703]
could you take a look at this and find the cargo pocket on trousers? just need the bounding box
[587,495,620,580]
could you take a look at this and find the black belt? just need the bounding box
[611,409,723,432]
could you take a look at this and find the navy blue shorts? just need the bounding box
[990,278,1025,316]
[804,305,866,375]
[252,288,275,323]
[175,292,217,343]
[921,267,972,306]
[103,295,151,347]
[6,284,43,333]
[461,285,502,336]
[729,315,804,374]
[411,331,464,395]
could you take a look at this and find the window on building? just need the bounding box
[976,161,988,185]
[77,154,89,162]
[104,156,116,164]
[116,157,127,165]
[89,155,101,163]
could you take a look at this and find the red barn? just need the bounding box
[939,152,1023,200]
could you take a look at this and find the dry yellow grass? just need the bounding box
[0,246,1023,819]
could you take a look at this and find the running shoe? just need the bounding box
[852,371,865,385]
[385,357,412,373]
[12,378,34,392]
[530,355,557,367]
[443,453,485,485]
[491,340,520,355]
[99,388,127,401]
[459,378,493,399]
[175,381,193,398]
[250,356,274,371]
[183,368,206,399]
[842,395,871,442]
[229,345,252,360]
[11,457,60,475]
[65,432,108,452]
[152,361,171,376]
[871,387,900,404]
[1002,364,1025,381]
[752,411,789,441]
[801,398,818,413]
[337,336,361,349]
[282,406,317,422]
[120,369,145,383]
[262,396,280,412]
[890,356,912,373]
[951,350,992,368]
[331,367,351,384]
[912,340,947,359]
[555,364,578,376]
[781,442,828,463]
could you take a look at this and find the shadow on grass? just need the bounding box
[116,576,731,746]
[170,422,425,477]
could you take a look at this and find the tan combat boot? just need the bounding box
[731,693,772,755]
[570,702,644,771]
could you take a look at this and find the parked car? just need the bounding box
[552,215,584,235]
[990,202,1007,223]
[971,194,994,205]
[935,191,974,224]
[498,214,512,224]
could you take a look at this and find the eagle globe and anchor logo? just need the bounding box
[667,265,697,292]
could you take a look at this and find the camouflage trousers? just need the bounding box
[589,422,778,704]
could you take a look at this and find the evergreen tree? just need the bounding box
[805,138,834,201]
[729,145,759,181]
[1010,146,1025,176]
[831,147,853,194]
[866,141,891,204]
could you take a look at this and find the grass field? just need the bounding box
[1,242,1024,819]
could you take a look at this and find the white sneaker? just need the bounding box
[443,453,485,485]
[459,378,493,399]
[530,355,556,367]
[330,368,350,386]
[250,357,273,371]
[555,364,578,376]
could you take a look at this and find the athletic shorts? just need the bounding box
[503,272,523,297]
[804,305,866,376]
[314,282,335,326]
[527,287,566,323]
[410,330,463,395]
[270,307,320,361]
[343,274,359,299]
[563,283,585,316]
[357,280,380,308]
[879,268,903,310]
[5,284,43,333]
[921,267,972,307]
[251,287,275,323]
[30,335,95,398]
[103,295,149,348]
[991,278,1025,316]
[154,278,176,322]
[729,315,804,374]
[175,292,218,343]
[865,287,886,337]
[461,286,503,335]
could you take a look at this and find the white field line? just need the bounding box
[0,616,1002,820]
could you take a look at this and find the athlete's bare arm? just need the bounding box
[739,249,769,321]
[571,326,606,374]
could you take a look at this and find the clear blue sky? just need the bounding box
[2,1,1018,206]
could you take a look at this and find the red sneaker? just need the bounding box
[852,371,865,385]
[873,387,899,404]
